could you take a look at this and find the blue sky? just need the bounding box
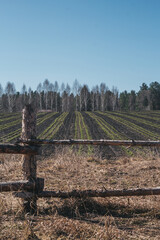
[0,0,160,93]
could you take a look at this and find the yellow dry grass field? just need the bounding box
[1,147,160,239]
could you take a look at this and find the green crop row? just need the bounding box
[127,111,160,122]
[74,112,83,153]
[75,111,93,154]
[98,111,160,140]
[86,112,134,156]
[106,111,160,131]
[0,128,21,143]
[0,112,19,118]
[75,112,91,139]
[37,112,58,126]
[0,118,21,131]
[0,112,58,143]
[87,112,126,140]
[0,113,21,124]
[38,112,68,139]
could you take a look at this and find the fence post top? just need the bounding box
[22,104,38,114]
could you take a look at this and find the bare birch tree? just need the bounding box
[61,83,65,112]
[43,79,50,110]
[100,83,106,111]
[111,86,119,111]
[54,81,59,112]
[49,83,54,110]
[28,87,32,104]
[66,83,71,111]
[95,85,99,111]
[78,85,82,111]
[91,86,96,111]
[73,79,79,111]
[37,83,42,110]
[81,85,89,111]
[5,82,16,112]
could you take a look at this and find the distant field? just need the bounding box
[1,111,160,157]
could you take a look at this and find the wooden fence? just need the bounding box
[1,104,160,215]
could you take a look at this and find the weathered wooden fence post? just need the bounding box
[21,104,37,214]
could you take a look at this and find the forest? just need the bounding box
[0,79,160,112]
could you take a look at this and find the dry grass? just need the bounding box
[1,147,160,239]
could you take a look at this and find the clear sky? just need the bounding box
[0,0,160,93]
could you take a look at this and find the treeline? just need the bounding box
[0,80,160,112]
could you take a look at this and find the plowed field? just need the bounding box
[1,111,160,158]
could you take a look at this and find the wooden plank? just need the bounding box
[0,144,39,155]
[0,180,35,192]
[13,187,160,199]
[0,178,44,193]
[17,139,160,147]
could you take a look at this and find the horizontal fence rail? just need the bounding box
[0,144,40,155]
[16,139,160,147]
[1,139,160,156]
[14,187,160,199]
[0,180,35,192]
[0,178,44,193]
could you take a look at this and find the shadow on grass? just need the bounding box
[40,198,151,220]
